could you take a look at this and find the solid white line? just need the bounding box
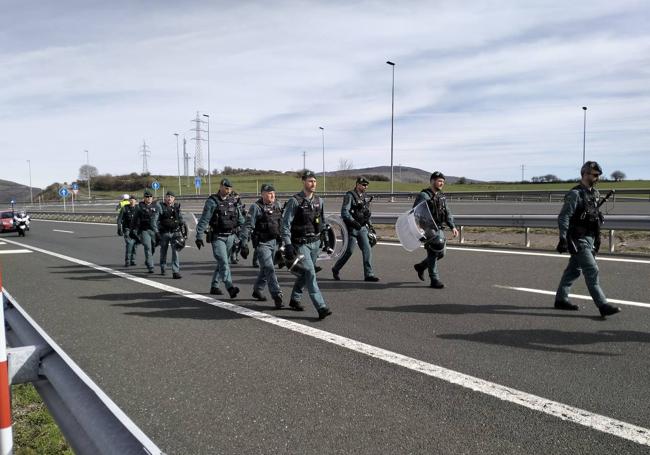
[1,288,163,455]
[495,285,650,309]
[0,250,32,255]
[3,237,649,447]
[33,219,114,226]
[377,242,650,265]
[52,229,74,234]
[0,241,6,245]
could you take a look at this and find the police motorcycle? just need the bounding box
[14,211,30,237]
[395,201,445,254]
[279,215,349,277]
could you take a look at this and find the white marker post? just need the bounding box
[0,272,14,455]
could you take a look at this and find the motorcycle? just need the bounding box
[14,215,30,237]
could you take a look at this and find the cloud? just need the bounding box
[1,0,649,188]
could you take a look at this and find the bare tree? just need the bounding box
[338,158,354,171]
[610,170,626,182]
[196,167,208,177]
[78,164,99,180]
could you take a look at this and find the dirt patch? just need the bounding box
[373,224,650,256]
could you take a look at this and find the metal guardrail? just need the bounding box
[2,289,163,455]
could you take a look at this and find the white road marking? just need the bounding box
[33,219,114,226]
[2,288,163,454]
[3,237,650,447]
[0,249,32,255]
[496,285,650,309]
[52,229,75,234]
[377,242,650,265]
[0,241,6,244]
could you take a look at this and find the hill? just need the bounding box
[327,166,482,184]
[0,179,40,207]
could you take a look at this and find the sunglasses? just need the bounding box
[360,183,368,186]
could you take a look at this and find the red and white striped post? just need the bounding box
[0,271,13,455]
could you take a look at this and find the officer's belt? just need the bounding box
[293,235,320,244]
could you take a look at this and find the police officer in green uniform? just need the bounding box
[195,178,246,298]
[241,184,283,308]
[281,171,332,319]
[116,195,138,267]
[413,172,459,288]
[130,190,158,273]
[554,161,620,317]
[153,191,185,279]
[332,177,379,282]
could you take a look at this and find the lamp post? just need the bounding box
[319,126,325,194]
[27,159,33,204]
[174,133,181,196]
[202,114,211,195]
[386,60,396,202]
[582,106,587,164]
[84,150,91,201]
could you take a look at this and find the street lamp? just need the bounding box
[582,106,587,164]
[84,150,91,201]
[27,159,33,204]
[319,126,325,194]
[386,60,396,202]
[174,133,181,196]
[203,114,211,195]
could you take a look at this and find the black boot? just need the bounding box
[599,304,621,317]
[554,300,579,311]
[429,279,445,289]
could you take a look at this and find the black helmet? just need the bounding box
[320,224,336,255]
[172,232,186,251]
[287,254,309,277]
[430,171,446,181]
[424,235,446,254]
[580,161,603,176]
[367,225,378,247]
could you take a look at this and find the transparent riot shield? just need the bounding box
[395,201,440,252]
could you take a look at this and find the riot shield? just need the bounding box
[395,201,440,252]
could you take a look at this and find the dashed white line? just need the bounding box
[496,285,650,309]
[3,237,650,447]
[52,229,75,234]
[0,249,32,255]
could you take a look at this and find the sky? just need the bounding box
[1,0,649,188]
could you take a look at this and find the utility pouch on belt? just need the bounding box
[206,230,214,243]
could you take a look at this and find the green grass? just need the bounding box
[11,384,72,454]
[62,174,650,201]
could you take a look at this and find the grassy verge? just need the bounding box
[11,384,72,454]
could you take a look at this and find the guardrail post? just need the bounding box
[609,230,615,253]
[524,227,530,248]
[459,226,464,244]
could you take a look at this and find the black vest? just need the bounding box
[568,185,602,238]
[347,190,371,225]
[290,193,321,240]
[136,202,157,230]
[159,202,181,232]
[254,199,282,241]
[120,205,137,229]
[209,194,238,233]
[420,188,449,225]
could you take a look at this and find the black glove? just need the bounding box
[284,244,296,261]
[350,220,362,230]
[181,223,189,238]
[154,233,161,247]
[195,239,204,250]
[556,237,568,254]
[240,244,250,259]
[117,228,123,237]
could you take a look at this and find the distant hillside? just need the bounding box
[0,179,40,206]
[327,166,482,184]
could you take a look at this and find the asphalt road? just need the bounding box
[1,221,649,454]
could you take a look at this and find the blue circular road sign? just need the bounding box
[71,182,79,190]
[194,177,202,188]
[151,181,161,190]
[58,187,69,198]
